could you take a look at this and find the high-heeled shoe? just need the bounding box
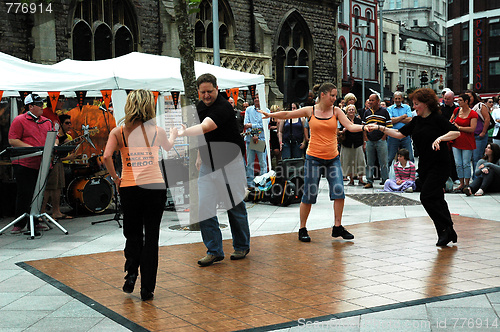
[122,273,138,293]
[436,227,458,247]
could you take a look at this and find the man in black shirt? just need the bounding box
[440,90,459,181]
[178,73,250,267]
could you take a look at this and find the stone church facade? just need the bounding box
[0,0,341,105]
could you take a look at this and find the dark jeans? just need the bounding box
[120,185,167,293]
[13,165,39,228]
[419,170,454,236]
[469,170,500,194]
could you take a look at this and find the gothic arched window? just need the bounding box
[275,11,313,94]
[72,0,137,60]
[195,0,234,50]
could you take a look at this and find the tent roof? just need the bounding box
[0,52,264,93]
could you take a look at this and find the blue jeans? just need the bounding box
[246,142,267,187]
[472,134,488,179]
[302,154,345,204]
[282,141,303,160]
[365,140,389,184]
[198,159,250,257]
[452,147,473,179]
[387,136,414,166]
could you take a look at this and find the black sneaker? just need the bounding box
[122,273,137,293]
[298,227,311,242]
[332,225,354,240]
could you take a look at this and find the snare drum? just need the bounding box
[67,177,112,213]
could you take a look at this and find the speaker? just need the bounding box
[284,66,309,104]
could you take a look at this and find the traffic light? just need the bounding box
[420,71,428,85]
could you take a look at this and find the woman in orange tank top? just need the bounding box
[259,83,371,242]
[103,89,177,301]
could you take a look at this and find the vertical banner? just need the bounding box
[242,90,248,101]
[231,88,239,103]
[47,91,60,113]
[152,91,160,106]
[100,90,112,110]
[19,91,32,101]
[75,91,87,110]
[0,91,3,101]
[226,89,231,98]
[171,91,180,109]
[248,85,256,100]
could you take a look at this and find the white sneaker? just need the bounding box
[404,187,413,193]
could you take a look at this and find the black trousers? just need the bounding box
[469,170,500,194]
[419,170,454,236]
[13,165,39,228]
[120,185,166,293]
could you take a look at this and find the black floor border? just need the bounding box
[17,262,149,332]
[235,286,500,332]
[17,261,500,332]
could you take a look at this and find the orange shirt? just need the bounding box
[119,126,164,187]
[306,112,339,160]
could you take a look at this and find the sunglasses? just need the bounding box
[64,121,71,125]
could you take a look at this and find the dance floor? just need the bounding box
[22,216,500,332]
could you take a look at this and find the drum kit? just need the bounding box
[64,154,113,214]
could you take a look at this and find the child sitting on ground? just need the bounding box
[384,148,416,193]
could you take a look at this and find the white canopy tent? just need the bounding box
[0,51,271,167]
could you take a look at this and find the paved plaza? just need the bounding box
[0,179,499,331]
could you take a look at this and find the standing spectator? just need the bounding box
[362,93,393,188]
[268,105,281,166]
[278,102,308,159]
[343,93,357,109]
[178,73,250,267]
[383,148,416,192]
[492,96,500,146]
[258,82,370,243]
[387,91,414,166]
[8,94,53,234]
[485,97,495,141]
[228,97,244,134]
[450,93,477,192]
[358,98,370,118]
[464,143,500,196]
[339,105,366,186]
[244,96,268,188]
[467,90,490,178]
[441,90,458,120]
[371,88,460,247]
[103,89,177,301]
[441,90,459,181]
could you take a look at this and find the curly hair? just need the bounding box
[409,88,440,114]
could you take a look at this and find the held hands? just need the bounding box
[169,127,178,139]
[365,123,379,132]
[177,124,187,137]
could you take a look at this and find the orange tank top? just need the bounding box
[119,126,164,187]
[306,107,339,160]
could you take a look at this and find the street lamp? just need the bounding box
[357,24,368,106]
[378,0,385,100]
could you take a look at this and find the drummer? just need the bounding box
[41,114,76,220]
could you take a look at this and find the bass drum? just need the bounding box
[67,177,112,213]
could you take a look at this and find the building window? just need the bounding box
[276,11,313,94]
[490,21,500,37]
[396,0,402,9]
[462,23,469,41]
[354,7,360,33]
[72,0,137,60]
[383,32,387,52]
[489,59,500,75]
[413,19,418,26]
[195,0,233,50]
[367,11,372,35]
[407,70,415,89]
[385,71,392,90]
[389,0,395,9]
[391,34,396,53]
[414,0,418,7]
[399,69,403,84]
[338,2,344,24]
